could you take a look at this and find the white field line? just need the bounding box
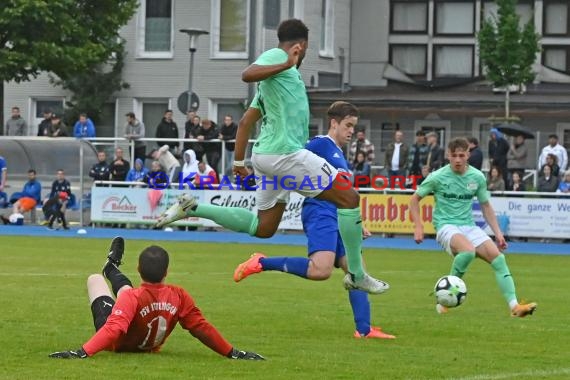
[448,367,570,380]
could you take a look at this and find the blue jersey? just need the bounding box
[0,156,6,173]
[304,135,348,211]
[302,136,348,257]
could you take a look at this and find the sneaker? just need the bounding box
[511,302,537,318]
[354,326,396,340]
[234,253,266,282]
[103,237,125,276]
[343,273,390,294]
[436,304,449,314]
[155,194,197,228]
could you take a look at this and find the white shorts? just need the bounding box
[436,224,491,256]
[252,149,338,210]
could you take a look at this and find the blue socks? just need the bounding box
[259,257,309,278]
[349,290,371,335]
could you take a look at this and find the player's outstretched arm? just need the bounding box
[480,201,507,251]
[242,44,301,82]
[49,348,88,359]
[409,193,424,244]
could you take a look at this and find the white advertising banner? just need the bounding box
[476,196,570,239]
[90,187,304,230]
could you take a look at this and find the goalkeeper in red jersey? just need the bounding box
[49,237,264,360]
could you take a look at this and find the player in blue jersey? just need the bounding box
[233,101,394,339]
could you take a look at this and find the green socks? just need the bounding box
[338,207,365,280]
[189,204,259,236]
[490,254,517,306]
[450,251,476,278]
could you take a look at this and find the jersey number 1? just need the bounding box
[138,316,168,350]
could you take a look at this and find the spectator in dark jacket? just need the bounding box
[48,114,68,137]
[89,151,111,186]
[109,147,130,182]
[467,137,483,170]
[407,130,429,176]
[197,119,221,172]
[37,109,53,137]
[155,109,179,155]
[48,169,72,200]
[537,164,559,192]
[426,132,444,172]
[184,114,204,161]
[219,115,237,176]
[489,128,509,184]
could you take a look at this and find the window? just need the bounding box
[434,45,474,78]
[137,0,173,58]
[212,0,250,58]
[390,45,427,77]
[320,0,334,57]
[544,1,570,36]
[543,46,570,73]
[390,1,428,33]
[288,0,304,19]
[264,0,280,29]
[435,1,474,35]
[483,1,534,29]
[141,101,170,140]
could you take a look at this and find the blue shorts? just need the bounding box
[301,201,345,267]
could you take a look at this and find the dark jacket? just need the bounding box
[537,176,559,192]
[385,142,409,172]
[426,144,445,171]
[49,179,71,199]
[197,124,221,154]
[468,146,483,170]
[184,121,201,151]
[220,122,237,152]
[89,161,111,182]
[155,118,179,150]
[37,118,52,137]
[407,143,429,175]
[489,138,509,169]
[110,159,130,181]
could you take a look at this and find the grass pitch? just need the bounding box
[0,235,568,380]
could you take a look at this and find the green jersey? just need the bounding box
[416,165,490,230]
[250,48,309,155]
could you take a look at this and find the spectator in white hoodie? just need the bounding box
[538,134,568,173]
[181,149,198,186]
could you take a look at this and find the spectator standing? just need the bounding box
[467,137,483,170]
[73,113,96,138]
[197,119,221,172]
[488,128,509,184]
[385,130,409,187]
[219,115,238,176]
[349,129,375,164]
[183,112,198,152]
[5,106,28,136]
[89,151,111,185]
[37,109,53,137]
[506,135,528,178]
[407,130,428,176]
[155,109,179,155]
[538,134,568,173]
[537,165,559,192]
[49,114,68,137]
[540,153,560,178]
[126,159,149,183]
[124,112,146,163]
[426,132,445,172]
[109,147,130,182]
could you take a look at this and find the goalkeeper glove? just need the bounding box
[49,348,88,359]
[227,347,265,360]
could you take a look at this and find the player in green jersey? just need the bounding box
[156,19,387,294]
[409,137,537,317]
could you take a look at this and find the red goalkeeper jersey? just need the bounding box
[82,282,232,356]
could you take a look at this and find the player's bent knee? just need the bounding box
[87,273,105,286]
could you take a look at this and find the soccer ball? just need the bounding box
[434,275,467,308]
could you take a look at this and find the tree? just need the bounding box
[0,0,138,132]
[50,42,130,128]
[477,0,540,120]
